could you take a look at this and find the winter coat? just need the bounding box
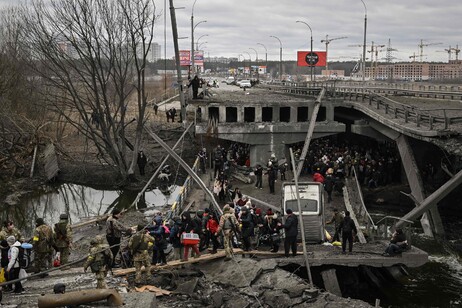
[206,218,219,234]
[240,212,254,237]
[340,216,357,234]
[180,211,199,234]
[7,241,21,271]
[169,223,182,249]
[282,214,298,237]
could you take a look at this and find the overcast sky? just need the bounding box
[2,0,461,63]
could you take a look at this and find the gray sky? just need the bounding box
[2,0,460,63]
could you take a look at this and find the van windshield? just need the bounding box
[286,199,318,213]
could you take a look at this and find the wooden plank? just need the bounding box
[43,143,60,180]
[135,285,171,296]
[113,249,243,277]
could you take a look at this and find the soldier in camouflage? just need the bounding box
[53,214,73,265]
[0,221,24,242]
[128,225,154,286]
[33,218,54,276]
[83,235,113,289]
[216,204,240,261]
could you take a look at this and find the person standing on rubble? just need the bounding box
[216,204,240,261]
[106,209,132,268]
[53,214,73,266]
[278,209,298,257]
[326,209,343,242]
[84,236,113,289]
[339,211,357,254]
[33,218,54,277]
[6,236,24,294]
[128,225,154,286]
[169,217,183,261]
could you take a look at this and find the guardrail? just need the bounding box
[268,81,462,131]
[168,156,200,219]
[332,89,462,130]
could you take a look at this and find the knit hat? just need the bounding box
[60,213,69,220]
[6,235,15,245]
[0,240,8,249]
[36,218,44,226]
[286,209,293,214]
[266,209,273,216]
[255,208,262,215]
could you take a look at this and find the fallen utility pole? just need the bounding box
[295,87,326,180]
[290,148,313,288]
[144,126,222,215]
[127,122,194,211]
[38,289,123,308]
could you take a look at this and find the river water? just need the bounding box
[3,184,182,237]
[3,183,461,307]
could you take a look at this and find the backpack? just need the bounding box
[16,245,31,269]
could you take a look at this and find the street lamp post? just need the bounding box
[361,0,367,82]
[257,42,267,74]
[249,47,258,81]
[191,0,197,76]
[270,35,282,80]
[296,20,314,82]
[191,20,206,75]
[243,51,251,78]
[196,34,208,50]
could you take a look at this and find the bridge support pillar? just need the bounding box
[249,143,286,167]
[396,135,444,237]
[321,269,341,297]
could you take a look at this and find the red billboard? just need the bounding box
[179,50,190,66]
[297,51,327,67]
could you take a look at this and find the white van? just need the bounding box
[281,182,325,243]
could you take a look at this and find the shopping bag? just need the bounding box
[19,268,28,283]
[53,252,61,267]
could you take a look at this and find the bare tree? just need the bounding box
[18,0,158,178]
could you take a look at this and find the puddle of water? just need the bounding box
[1,184,182,237]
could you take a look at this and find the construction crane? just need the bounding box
[418,39,442,62]
[367,41,385,79]
[452,45,460,61]
[410,52,425,62]
[320,35,347,70]
[437,46,453,61]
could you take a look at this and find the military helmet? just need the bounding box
[90,238,99,245]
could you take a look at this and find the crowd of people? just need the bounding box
[0,215,73,294]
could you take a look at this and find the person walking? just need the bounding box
[326,209,343,242]
[266,164,276,194]
[339,211,357,254]
[83,236,113,289]
[33,218,54,276]
[106,209,132,267]
[179,211,201,262]
[147,216,167,265]
[254,164,263,189]
[53,214,73,266]
[278,209,298,257]
[239,207,254,255]
[169,217,183,261]
[206,213,220,254]
[216,204,240,261]
[128,225,154,286]
[137,151,148,176]
[324,174,335,203]
[6,236,24,294]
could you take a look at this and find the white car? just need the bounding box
[239,79,251,88]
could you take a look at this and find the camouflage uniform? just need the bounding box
[33,219,54,272]
[0,226,24,242]
[84,236,113,289]
[128,232,154,285]
[217,205,239,259]
[53,215,73,265]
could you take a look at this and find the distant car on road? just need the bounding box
[239,79,251,88]
[225,76,235,85]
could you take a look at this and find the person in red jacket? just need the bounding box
[313,172,325,183]
[206,213,220,254]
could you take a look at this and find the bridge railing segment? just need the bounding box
[268,81,462,131]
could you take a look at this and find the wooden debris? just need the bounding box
[113,249,243,277]
[43,143,60,181]
[135,285,171,297]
